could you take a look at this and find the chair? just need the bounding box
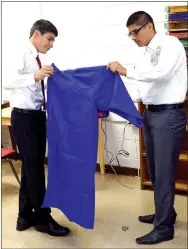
[1,148,20,185]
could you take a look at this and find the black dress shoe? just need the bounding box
[138,214,155,224]
[138,212,177,224]
[35,217,70,236]
[136,229,174,244]
[16,217,36,231]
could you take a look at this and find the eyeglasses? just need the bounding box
[128,23,148,37]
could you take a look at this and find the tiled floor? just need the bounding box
[2,161,188,248]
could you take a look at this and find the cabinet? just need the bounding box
[139,4,188,194]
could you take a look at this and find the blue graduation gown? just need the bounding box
[42,64,143,229]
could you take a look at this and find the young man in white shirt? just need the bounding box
[4,19,70,236]
[107,11,187,245]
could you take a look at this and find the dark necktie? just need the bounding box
[36,55,46,111]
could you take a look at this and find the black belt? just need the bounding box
[13,107,43,113]
[147,103,184,112]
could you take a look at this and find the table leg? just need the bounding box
[98,118,105,175]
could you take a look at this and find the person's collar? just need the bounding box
[28,40,39,58]
[146,32,160,52]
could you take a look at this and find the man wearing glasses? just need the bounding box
[107,11,187,245]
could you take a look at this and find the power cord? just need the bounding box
[101,121,133,189]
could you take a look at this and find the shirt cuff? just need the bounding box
[126,68,134,79]
[126,68,141,81]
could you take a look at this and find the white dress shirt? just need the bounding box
[3,41,47,110]
[125,33,187,105]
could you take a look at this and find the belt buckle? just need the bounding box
[23,109,29,113]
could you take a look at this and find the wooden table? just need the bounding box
[2,107,12,126]
[2,107,18,153]
[2,107,105,174]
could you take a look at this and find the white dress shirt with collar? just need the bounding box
[125,32,187,105]
[4,41,47,110]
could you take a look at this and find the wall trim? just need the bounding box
[96,163,140,176]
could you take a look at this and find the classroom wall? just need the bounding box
[2,1,186,168]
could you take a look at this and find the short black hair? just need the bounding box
[29,19,58,38]
[126,11,156,31]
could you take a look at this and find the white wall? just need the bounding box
[2,1,186,167]
[2,2,42,101]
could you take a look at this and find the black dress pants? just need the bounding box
[11,108,51,221]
